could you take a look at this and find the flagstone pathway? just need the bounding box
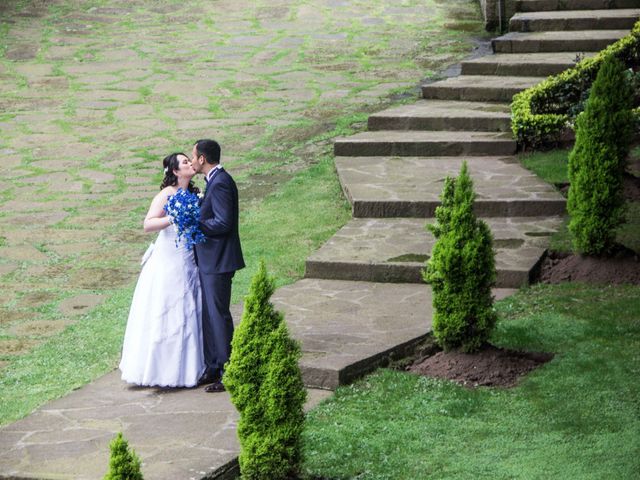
[1,1,638,479]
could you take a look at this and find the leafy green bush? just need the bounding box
[423,162,497,352]
[512,20,640,148]
[103,432,143,480]
[567,56,634,255]
[223,261,306,479]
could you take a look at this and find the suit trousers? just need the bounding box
[199,271,235,377]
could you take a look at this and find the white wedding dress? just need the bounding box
[119,225,205,387]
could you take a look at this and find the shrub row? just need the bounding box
[511,20,640,148]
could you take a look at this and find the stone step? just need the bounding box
[367,100,511,132]
[334,131,517,157]
[421,75,545,102]
[510,9,640,32]
[273,278,516,389]
[305,216,564,288]
[492,30,630,53]
[461,52,595,76]
[514,0,640,12]
[334,155,566,218]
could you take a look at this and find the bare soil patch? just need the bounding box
[11,320,71,337]
[0,338,40,356]
[406,344,553,388]
[623,171,640,201]
[0,263,18,276]
[0,310,28,326]
[539,247,640,285]
[5,45,39,60]
[69,267,131,289]
[18,291,57,308]
[58,293,104,316]
[542,169,640,285]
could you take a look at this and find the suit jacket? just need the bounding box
[195,167,245,275]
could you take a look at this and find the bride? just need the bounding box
[119,152,205,387]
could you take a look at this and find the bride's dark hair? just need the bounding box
[160,152,200,195]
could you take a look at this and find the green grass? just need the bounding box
[302,283,640,480]
[519,146,640,254]
[0,288,130,424]
[519,147,570,186]
[232,154,350,300]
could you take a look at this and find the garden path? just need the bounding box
[1,1,638,478]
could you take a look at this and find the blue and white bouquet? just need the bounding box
[164,188,206,250]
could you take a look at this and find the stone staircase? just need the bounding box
[1,3,638,479]
[286,1,639,389]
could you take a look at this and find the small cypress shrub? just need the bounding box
[223,261,306,479]
[567,56,634,255]
[103,432,143,480]
[423,161,497,352]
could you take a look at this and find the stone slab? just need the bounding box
[510,9,640,32]
[276,279,515,387]
[334,131,516,157]
[0,370,331,480]
[305,217,564,288]
[273,279,434,390]
[367,100,511,132]
[514,0,640,12]
[422,75,545,102]
[460,52,595,76]
[492,30,630,53]
[335,155,566,218]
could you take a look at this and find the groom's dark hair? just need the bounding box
[195,139,221,165]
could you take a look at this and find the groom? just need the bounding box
[191,139,245,393]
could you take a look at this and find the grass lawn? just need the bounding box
[302,282,640,479]
[519,145,640,253]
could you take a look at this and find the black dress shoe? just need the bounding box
[198,371,220,386]
[204,381,225,393]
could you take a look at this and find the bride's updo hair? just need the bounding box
[160,152,200,195]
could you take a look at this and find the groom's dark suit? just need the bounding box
[195,166,244,380]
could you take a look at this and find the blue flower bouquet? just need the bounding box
[163,188,206,250]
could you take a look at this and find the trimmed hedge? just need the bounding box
[511,20,640,148]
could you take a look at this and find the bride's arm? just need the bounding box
[143,189,173,233]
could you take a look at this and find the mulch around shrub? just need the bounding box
[406,344,553,388]
[405,163,639,388]
[623,171,640,201]
[539,247,640,285]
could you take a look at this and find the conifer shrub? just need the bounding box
[223,261,306,479]
[423,162,497,352]
[567,56,634,255]
[103,432,143,480]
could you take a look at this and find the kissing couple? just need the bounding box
[119,138,245,393]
